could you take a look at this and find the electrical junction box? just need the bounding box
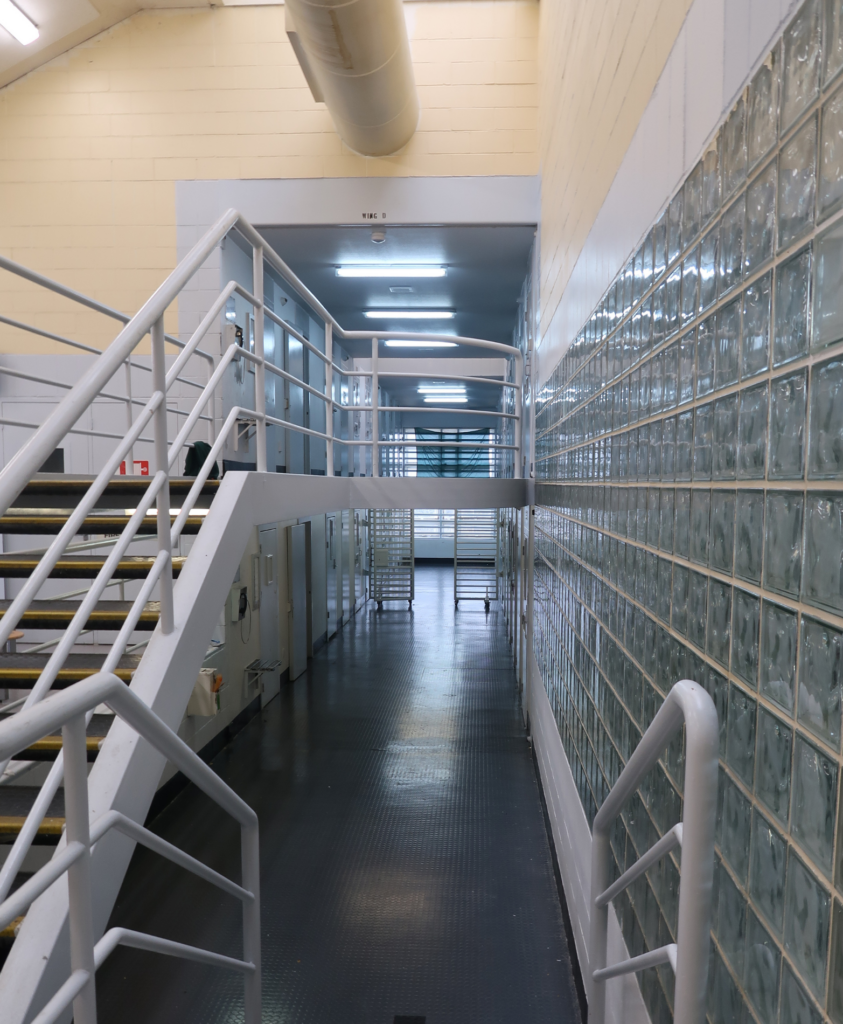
[374,547,389,568]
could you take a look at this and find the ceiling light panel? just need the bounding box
[0,0,38,44]
[337,266,447,278]
[384,340,457,348]
[423,396,467,403]
[365,310,454,320]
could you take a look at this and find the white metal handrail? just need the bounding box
[588,679,718,1024]
[0,671,260,1024]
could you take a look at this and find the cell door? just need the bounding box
[258,526,280,706]
[287,524,308,680]
[326,514,338,639]
[341,510,351,624]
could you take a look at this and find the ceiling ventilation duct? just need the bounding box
[285,0,419,157]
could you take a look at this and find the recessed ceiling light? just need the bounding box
[0,0,38,44]
[417,386,466,394]
[337,266,446,278]
[365,310,454,320]
[384,340,457,348]
[423,396,468,404]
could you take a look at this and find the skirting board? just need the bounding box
[529,648,650,1024]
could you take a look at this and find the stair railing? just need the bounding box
[0,671,260,1024]
[588,679,718,1024]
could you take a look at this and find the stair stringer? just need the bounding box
[0,472,528,1023]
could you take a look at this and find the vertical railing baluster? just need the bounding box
[124,358,134,476]
[253,246,267,472]
[241,820,262,1024]
[63,713,97,1024]
[371,337,379,478]
[325,322,334,477]
[151,316,174,634]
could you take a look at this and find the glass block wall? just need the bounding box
[533,3,843,1023]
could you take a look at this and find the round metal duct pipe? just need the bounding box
[285,0,419,157]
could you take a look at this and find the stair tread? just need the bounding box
[0,600,159,629]
[0,786,64,820]
[0,554,186,578]
[21,474,219,497]
[0,514,204,534]
[0,651,140,685]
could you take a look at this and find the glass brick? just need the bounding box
[814,220,843,352]
[798,615,843,747]
[641,229,654,293]
[744,909,781,1021]
[702,138,721,224]
[711,490,736,575]
[830,902,843,1024]
[735,490,765,585]
[782,0,822,131]
[720,769,752,883]
[694,405,713,481]
[657,559,672,624]
[668,192,682,266]
[712,396,737,481]
[764,491,804,597]
[662,415,676,481]
[708,580,732,668]
[675,488,691,558]
[676,409,696,481]
[688,571,708,651]
[663,342,678,410]
[750,809,787,932]
[654,210,667,281]
[679,331,695,405]
[681,249,699,325]
[828,0,843,84]
[774,245,812,365]
[737,383,768,480]
[732,590,760,687]
[665,265,681,336]
[760,601,798,713]
[821,87,843,222]
[719,194,745,295]
[652,283,665,348]
[722,95,747,200]
[673,564,689,636]
[755,707,792,824]
[744,160,777,275]
[769,369,807,479]
[784,849,831,1000]
[791,733,838,872]
[690,487,711,565]
[659,489,674,552]
[683,161,702,247]
[741,272,771,379]
[809,359,843,479]
[779,114,818,250]
[715,299,740,390]
[699,225,718,312]
[696,316,715,397]
[710,947,746,1024]
[727,684,757,785]
[748,51,780,167]
[781,962,824,1024]
[803,492,843,614]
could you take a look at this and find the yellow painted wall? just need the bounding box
[0,2,538,353]
[537,0,692,340]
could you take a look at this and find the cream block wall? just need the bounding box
[537,0,693,345]
[0,2,538,355]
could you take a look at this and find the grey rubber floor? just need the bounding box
[96,565,582,1024]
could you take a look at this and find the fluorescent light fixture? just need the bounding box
[417,386,466,394]
[365,310,454,320]
[384,340,457,348]
[423,396,467,404]
[337,266,446,278]
[0,0,38,44]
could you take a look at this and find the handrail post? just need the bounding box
[63,713,97,1024]
[253,246,267,473]
[151,316,174,634]
[325,322,334,477]
[241,821,262,1024]
[124,358,134,475]
[371,336,379,478]
[514,356,523,479]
